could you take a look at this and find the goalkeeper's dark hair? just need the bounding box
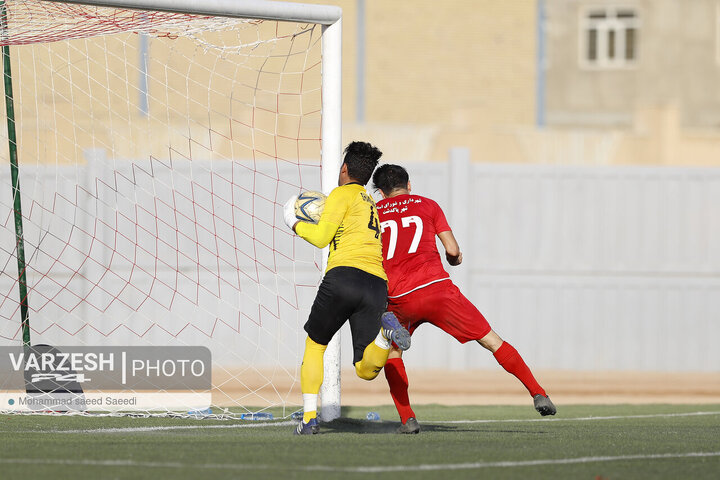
[343,141,382,185]
[372,164,409,196]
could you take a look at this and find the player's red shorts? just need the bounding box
[387,279,491,343]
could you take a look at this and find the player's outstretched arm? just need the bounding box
[283,186,349,248]
[283,193,341,248]
[295,220,340,248]
[438,230,462,266]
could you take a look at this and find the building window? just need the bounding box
[581,7,639,68]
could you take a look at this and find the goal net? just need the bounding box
[0,0,341,418]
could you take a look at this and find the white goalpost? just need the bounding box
[0,0,342,420]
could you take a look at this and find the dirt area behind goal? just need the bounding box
[212,369,720,407]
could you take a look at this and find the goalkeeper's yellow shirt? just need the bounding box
[295,183,386,280]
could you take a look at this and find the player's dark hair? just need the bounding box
[343,141,382,185]
[372,164,409,196]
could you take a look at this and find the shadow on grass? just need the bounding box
[318,417,461,435]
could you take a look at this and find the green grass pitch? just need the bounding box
[1,404,719,479]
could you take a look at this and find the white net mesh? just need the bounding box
[0,0,325,417]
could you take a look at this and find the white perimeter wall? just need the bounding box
[2,157,718,372]
[352,157,719,372]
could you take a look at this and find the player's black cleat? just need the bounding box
[533,394,557,416]
[397,417,420,434]
[380,312,411,351]
[294,417,320,435]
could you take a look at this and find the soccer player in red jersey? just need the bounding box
[372,164,556,434]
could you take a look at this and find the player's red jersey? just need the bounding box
[376,194,452,298]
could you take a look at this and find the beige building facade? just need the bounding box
[309,0,720,166]
[546,0,720,129]
[542,0,720,166]
[301,0,539,163]
[4,1,719,166]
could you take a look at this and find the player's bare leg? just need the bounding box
[477,329,504,353]
[384,347,420,434]
[477,330,556,416]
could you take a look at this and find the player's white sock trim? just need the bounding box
[302,393,318,413]
[374,330,391,350]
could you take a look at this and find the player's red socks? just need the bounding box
[384,357,416,423]
[493,342,546,397]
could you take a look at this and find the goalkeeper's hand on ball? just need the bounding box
[283,195,299,231]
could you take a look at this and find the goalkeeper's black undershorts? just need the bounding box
[304,266,388,364]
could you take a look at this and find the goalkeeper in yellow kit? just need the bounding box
[283,141,410,435]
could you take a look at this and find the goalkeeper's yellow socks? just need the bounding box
[493,342,546,397]
[354,331,391,380]
[302,407,317,424]
[300,336,327,422]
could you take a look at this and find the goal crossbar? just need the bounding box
[52,0,342,25]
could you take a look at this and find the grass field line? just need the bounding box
[3,409,717,434]
[40,420,297,433]
[1,451,719,472]
[439,410,720,424]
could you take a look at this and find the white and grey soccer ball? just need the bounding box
[294,191,326,224]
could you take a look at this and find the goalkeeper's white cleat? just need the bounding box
[380,312,411,351]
